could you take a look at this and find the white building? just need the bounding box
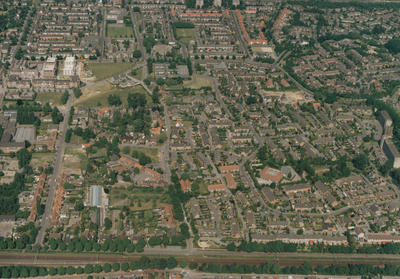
[63,56,76,76]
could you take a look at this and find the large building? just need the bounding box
[379,111,392,128]
[382,138,400,168]
[90,185,103,207]
[43,57,57,77]
[63,56,76,76]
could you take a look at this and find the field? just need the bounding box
[36,93,64,107]
[107,24,134,38]
[123,147,160,163]
[176,28,196,45]
[86,62,136,81]
[130,66,144,80]
[183,76,214,90]
[75,82,152,108]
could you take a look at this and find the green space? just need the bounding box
[37,122,50,136]
[36,93,64,106]
[130,66,144,80]
[198,180,210,195]
[33,0,41,5]
[107,24,134,38]
[76,84,152,108]
[176,28,196,45]
[183,76,213,90]
[124,147,160,163]
[87,62,136,81]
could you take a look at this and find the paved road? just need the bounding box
[99,8,106,61]
[35,91,74,246]
[161,101,172,184]
[130,8,147,61]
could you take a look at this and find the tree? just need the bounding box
[29,269,38,278]
[20,269,29,278]
[144,210,153,222]
[227,242,236,251]
[133,50,142,58]
[103,263,111,273]
[93,264,102,273]
[104,217,112,230]
[58,266,66,275]
[108,94,122,106]
[112,262,120,272]
[121,262,129,271]
[159,132,167,143]
[49,267,57,276]
[179,259,187,268]
[66,266,75,275]
[166,96,173,106]
[297,229,304,235]
[127,93,147,109]
[61,90,69,105]
[84,264,93,274]
[352,154,369,170]
[127,243,135,253]
[167,256,178,269]
[162,235,170,245]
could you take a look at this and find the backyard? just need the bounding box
[86,62,136,81]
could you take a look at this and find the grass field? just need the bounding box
[124,147,160,163]
[76,83,152,108]
[33,0,41,5]
[176,28,196,45]
[36,93,64,106]
[107,24,134,38]
[87,62,136,81]
[129,66,144,80]
[183,76,214,90]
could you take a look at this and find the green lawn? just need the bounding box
[176,28,196,45]
[107,24,134,38]
[76,84,153,108]
[129,66,144,80]
[36,93,64,106]
[87,62,136,81]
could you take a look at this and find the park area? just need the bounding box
[86,62,136,81]
[176,28,196,45]
[107,24,134,38]
[36,93,64,107]
[75,82,152,108]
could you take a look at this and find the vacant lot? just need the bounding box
[87,62,136,81]
[183,76,214,90]
[176,28,196,45]
[31,153,55,169]
[36,93,64,106]
[63,147,88,175]
[76,82,152,108]
[107,24,134,38]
